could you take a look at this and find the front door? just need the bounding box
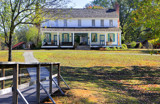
[75,33,88,45]
[100,35,105,45]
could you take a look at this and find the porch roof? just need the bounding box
[41,27,121,32]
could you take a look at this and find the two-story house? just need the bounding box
[41,5,121,49]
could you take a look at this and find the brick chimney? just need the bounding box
[114,2,119,15]
[114,2,120,28]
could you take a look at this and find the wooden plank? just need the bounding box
[36,64,40,104]
[1,68,5,89]
[49,64,53,94]
[12,64,18,104]
[19,68,21,85]
[57,63,60,86]
[0,74,25,81]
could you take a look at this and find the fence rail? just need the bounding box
[0,62,60,104]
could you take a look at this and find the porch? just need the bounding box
[41,27,122,49]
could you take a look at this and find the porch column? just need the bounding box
[42,32,44,46]
[105,33,107,46]
[89,32,91,46]
[73,32,74,46]
[120,33,122,46]
[57,32,59,46]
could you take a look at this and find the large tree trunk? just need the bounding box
[8,32,13,61]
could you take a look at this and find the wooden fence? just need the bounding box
[0,62,61,104]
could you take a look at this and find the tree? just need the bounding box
[0,0,68,61]
[131,0,160,40]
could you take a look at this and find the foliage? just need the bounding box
[113,46,117,50]
[26,26,38,45]
[121,44,128,49]
[86,5,104,9]
[130,41,137,48]
[105,47,111,50]
[139,43,143,49]
[131,0,160,40]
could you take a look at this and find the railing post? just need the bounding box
[36,64,40,104]
[18,67,21,85]
[57,63,60,87]
[13,64,19,104]
[49,63,53,94]
[1,68,5,89]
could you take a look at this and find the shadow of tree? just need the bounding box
[60,66,160,104]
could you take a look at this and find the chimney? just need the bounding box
[114,2,119,15]
[114,2,120,28]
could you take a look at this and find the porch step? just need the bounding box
[75,46,90,50]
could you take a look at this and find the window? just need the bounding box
[64,19,67,27]
[62,33,69,42]
[55,19,58,27]
[109,20,113,27]
[92,19,95,27]
[78,19,81,27]
[45,33,51,43]
[108,33,115,42]
[101,19,104,27]
[91,33,97,42]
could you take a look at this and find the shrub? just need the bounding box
[121,44,128,49]
[105,47,111,50]
[131,41,137,48]
[139,43,143,49]
[117,47,120,50]
[113,46,117,50]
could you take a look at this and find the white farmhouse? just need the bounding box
[41,5,121,49]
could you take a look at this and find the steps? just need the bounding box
[75,46,90,50]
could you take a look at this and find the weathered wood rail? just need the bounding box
[0,62,62,104]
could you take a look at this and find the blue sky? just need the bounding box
[68,0,94,8]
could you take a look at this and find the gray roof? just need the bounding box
[41,27,121,32]
[45,8,119,18]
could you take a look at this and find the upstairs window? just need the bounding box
[92,19,95,27]
[78,19,81,27]
[91,33,97,42]
[101,19,104,27]
[109,20,113,27]
[55,19,58,27]
[64,19,67,27]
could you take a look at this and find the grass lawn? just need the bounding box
[0,50,24,62]
[33,50,160,104]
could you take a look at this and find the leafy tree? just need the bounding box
[0,0,68,61]
[131,0,160,41]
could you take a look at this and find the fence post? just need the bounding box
[18,67,21,85]
[13,64,19,104]
[36,64,40,104]
[1,68,5,89]
[49,63,53,94]
[57,63,60,87]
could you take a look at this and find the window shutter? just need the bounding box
[62,34,64,42]
[49,33,51,42]
[113,34,115,42]
[108,34,110,42]
[95,34,97,42]
[67,34,69,42]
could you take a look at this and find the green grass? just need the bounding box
[0,50,24,62]
[34,50,160,67]
[33,50,160,104]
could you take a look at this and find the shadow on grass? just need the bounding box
[60,66,160,104]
